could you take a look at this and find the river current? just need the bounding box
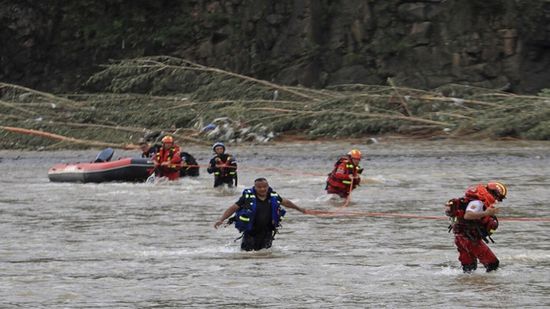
[1,139,549,308]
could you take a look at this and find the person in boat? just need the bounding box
[325,149,363,198]
[138,138,159,159]
[445,182,507,273]
[214,177,306,251]
[207,142,237,187]
[152,135,182,181]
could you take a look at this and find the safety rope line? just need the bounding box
[173,162,548,223]
[304,209,550,222]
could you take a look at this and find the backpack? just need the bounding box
[445,197,469,220]
[445,197,498,242]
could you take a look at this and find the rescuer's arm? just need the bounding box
[464,206,499,220]
[281,198,306,214]
[214,204,239,228]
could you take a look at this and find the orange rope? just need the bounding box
[304,209,550,222]
[6,126,545,223]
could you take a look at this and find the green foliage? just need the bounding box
[523,120,550,140]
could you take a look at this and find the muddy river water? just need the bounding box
[1,139,549,308]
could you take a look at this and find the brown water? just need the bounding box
[1,140,549,308]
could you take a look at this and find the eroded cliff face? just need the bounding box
[1,0,549,93]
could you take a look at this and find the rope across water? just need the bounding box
[304,209,550,222]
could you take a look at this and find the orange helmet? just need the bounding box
[486,182,507,201]
[161,135,174,144]
[348,149,362,160]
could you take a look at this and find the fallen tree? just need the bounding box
[1,56,549,149]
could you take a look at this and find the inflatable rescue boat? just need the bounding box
[48,148,154,183]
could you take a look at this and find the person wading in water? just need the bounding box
[214,178,306,251]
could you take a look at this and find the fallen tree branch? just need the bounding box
[0,82,81,107]
[39,121,210,145]
[112,57,324,102]
[417,94,501,107]
[248,107,451,126]
[0,100,39,115]
[0,125,135,149]
[433,112,473,119]
[387,78,412,116]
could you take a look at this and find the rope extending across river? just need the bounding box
[304,209,550,222]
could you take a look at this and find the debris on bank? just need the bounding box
[1,56,550,149]
[199,117,275,143]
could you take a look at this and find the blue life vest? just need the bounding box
[233,187,286,233]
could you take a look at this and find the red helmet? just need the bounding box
[486,182,507,201]
[161,135,174,144]
[348,149,362,160]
